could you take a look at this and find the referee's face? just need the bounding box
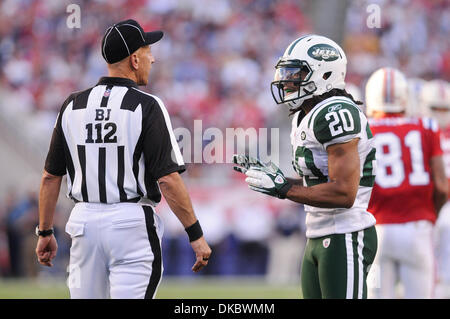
[136,45,155,86]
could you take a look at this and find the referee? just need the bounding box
[35,19,211,299]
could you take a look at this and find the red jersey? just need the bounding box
[368,116,443,224]
[440,126,450,198]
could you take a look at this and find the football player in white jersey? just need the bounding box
[233,35,377,299]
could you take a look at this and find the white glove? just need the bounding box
[233,154,292,199]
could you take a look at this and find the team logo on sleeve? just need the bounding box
[301,131,306,140]
[323,238,331,248]
[307,44,341,61]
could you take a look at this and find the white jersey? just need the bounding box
[290,96,377,238]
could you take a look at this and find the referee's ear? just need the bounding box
[129,53,139,71]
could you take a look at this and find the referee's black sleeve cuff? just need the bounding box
[155,165,186,180]
[44,164,66,177]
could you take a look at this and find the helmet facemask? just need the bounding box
[271,58,317,108]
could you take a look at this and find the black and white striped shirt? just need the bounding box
[45,77,185,205]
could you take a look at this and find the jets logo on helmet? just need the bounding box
[271,34,347,109]
[365,67,408,117]
[308,44,341,61]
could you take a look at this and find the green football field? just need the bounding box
[0,277,302,299]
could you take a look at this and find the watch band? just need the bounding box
[35,226,54,237]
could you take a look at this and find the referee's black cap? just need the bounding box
[101,19,163,64]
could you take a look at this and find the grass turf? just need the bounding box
[0,277,301,299]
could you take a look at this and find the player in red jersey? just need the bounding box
[421,80,450,298]
[365,68,448,298]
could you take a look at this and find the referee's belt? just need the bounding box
[72,197,141,204]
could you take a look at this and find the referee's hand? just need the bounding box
[36,235,58,267]
[190,237,212,273]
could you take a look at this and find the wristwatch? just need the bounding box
[35,226,54,237]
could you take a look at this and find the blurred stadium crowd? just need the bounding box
[0,0,449,281]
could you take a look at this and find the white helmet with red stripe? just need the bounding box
[365,67,408,117]
[421,79,450,128]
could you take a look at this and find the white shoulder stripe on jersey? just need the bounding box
[308,96,358,130]
[422,117,431,130]
[131,88,185,166]
[422,116,439,132]
[431,118,439,132]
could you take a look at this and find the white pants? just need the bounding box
[65,202,164,299]
[368,220,435,299]
[435,202,450,298]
